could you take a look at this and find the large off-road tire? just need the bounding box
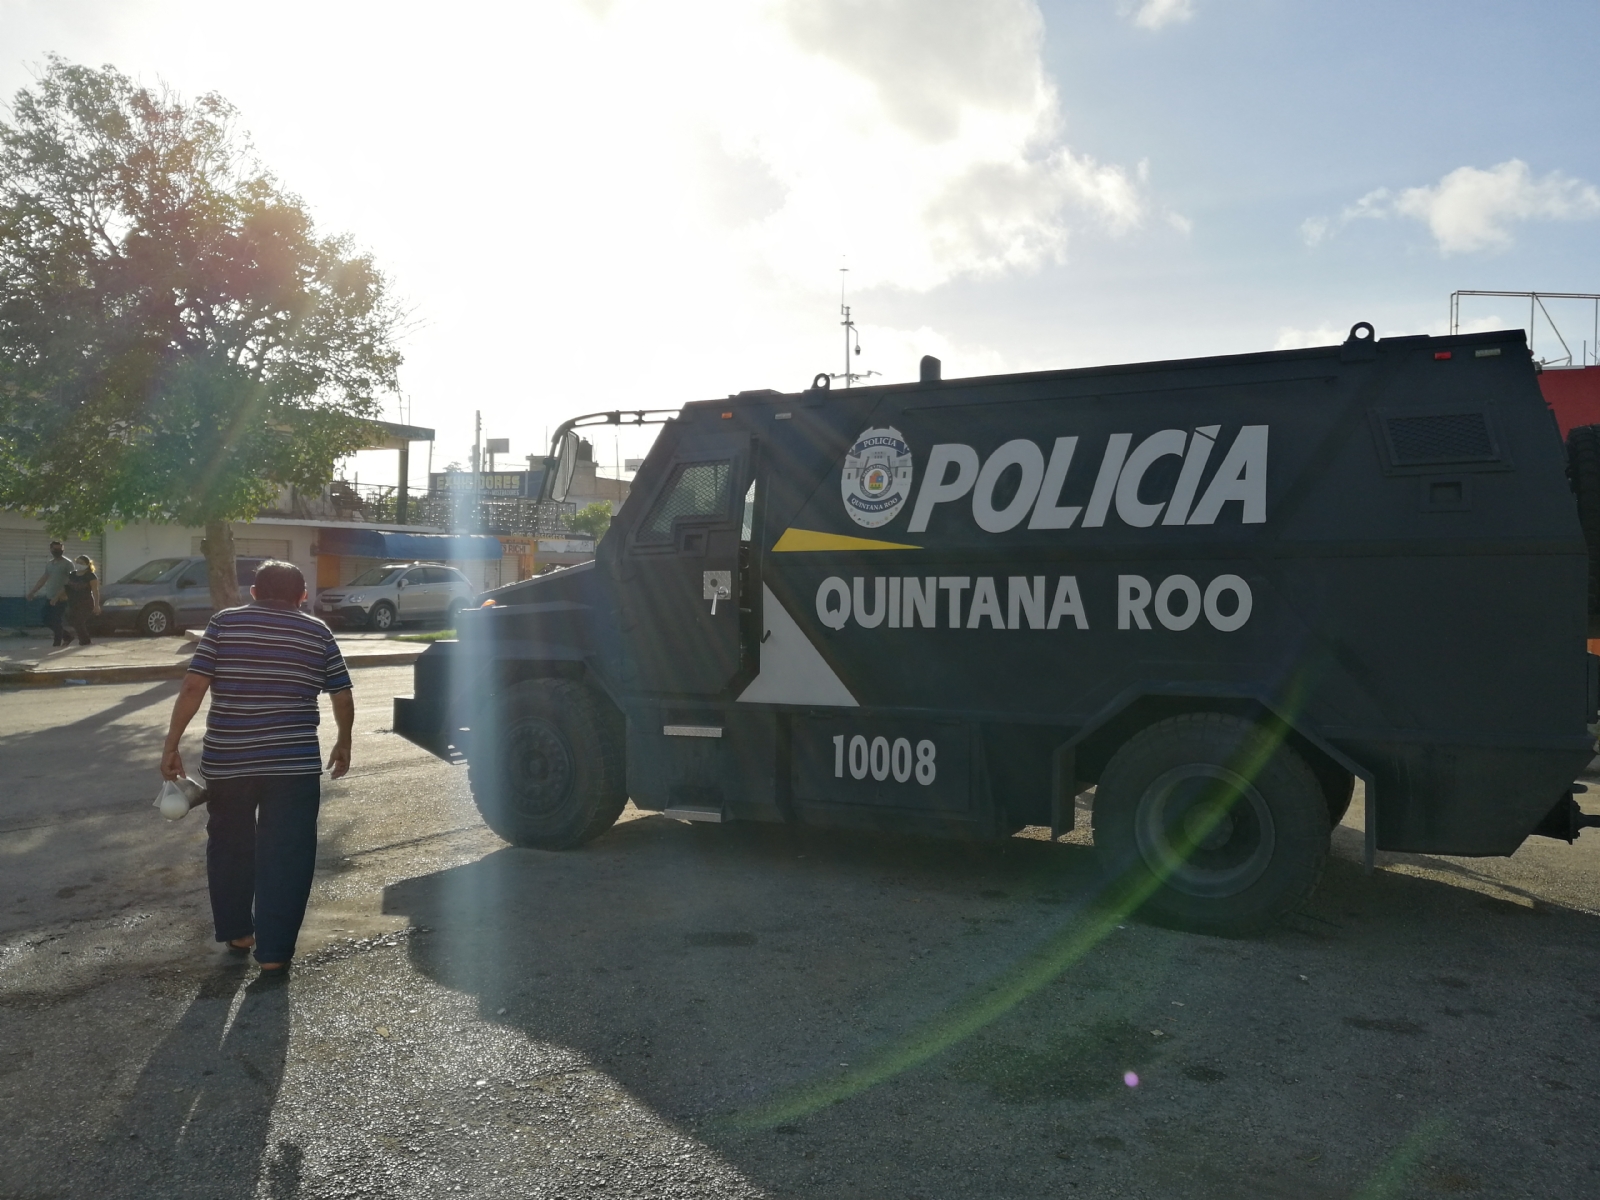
[1092,713,1330,935]
[1295,740,1356,827]
[1565,424,1600,616]
[467,678,627,849]
[1316,763,1356,828]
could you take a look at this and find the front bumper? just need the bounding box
[393,695,465,762]
[94,607,141,630]
[391,641,469,763]
[316,603,370,626]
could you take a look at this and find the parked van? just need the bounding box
[98,557,267,636]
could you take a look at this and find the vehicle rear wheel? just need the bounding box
[1092,713,1329,935]
[444,597,466,626]
[138,604,174,637]
[467,678,627,849]
[367,601,397,631]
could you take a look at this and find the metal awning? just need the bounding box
[355,420,436,451]
[315,529,504,561]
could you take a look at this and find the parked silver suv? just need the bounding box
[315,562,477,631]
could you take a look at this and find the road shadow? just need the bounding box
[88,962,295,1200]
[0,678,182,822]
[0,676,178,745]
[381,814,1600,1199]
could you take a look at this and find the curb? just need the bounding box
[0,649,424,689]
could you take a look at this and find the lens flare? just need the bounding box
[1123,1071,1139,1088]
[720,711,1298,1132]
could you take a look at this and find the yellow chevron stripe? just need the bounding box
[770,528,920,552]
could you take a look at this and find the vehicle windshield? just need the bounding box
[116,559,184,585]
[344,565,407,587]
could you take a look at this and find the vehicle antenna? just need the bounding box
[832,266,880,389]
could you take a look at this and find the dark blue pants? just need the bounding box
[41,600,66,644]
[205,774,321,965]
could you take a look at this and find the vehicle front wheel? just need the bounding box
[466,678,627,849]
[138,605,174,637]
[366,601,397,631]
[1092,713,1329,935]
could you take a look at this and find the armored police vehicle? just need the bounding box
[395,322,1600,932]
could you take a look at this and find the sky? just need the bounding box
[3,0,1598,488]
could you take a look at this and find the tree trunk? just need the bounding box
[204,519,242,611]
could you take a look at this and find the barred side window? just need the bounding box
[638,461,733,543]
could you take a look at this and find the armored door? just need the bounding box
[618,433,753,697]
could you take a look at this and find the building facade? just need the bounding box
[0,422,638,627]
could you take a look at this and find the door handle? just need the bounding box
[702,571,732,615]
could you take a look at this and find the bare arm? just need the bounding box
[328,688,354,779]
[91,578,101,614]
[25,570,44,599]
[161,672,212,781]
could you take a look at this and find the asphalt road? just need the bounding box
[2,668,1598,1199]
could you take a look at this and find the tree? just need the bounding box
[568,501,612,540]
[0,58,401,608]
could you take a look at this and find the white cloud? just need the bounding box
[1303,160,1600,254]
[1342,187,1393,222]
[1119,0,1194,31]
[0,0,1160,469]
[782,0,1047,142]
[855,322,1011,381]
[1273,326,1347,351]
[738,0,1149,289]
[1394,160,1600,254]
[1298,216,1330,247]
[921,148,1145,276]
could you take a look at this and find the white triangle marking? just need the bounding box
[736,583,858,707]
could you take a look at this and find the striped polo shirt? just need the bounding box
[189,602,353,779]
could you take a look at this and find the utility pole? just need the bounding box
[471,410,482,533]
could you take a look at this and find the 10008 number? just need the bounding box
[832,734,936,785]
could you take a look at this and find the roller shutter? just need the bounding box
[0,529,106,598]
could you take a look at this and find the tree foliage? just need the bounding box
[568,501,612,540]
[0,57,402,604]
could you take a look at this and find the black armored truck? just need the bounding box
[395,323,1600,932]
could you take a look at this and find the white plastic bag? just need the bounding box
[153,776,206,821]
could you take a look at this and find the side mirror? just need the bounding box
[396,578,407,588]
[546,430,579,504]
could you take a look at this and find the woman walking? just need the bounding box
[63,555,100,646]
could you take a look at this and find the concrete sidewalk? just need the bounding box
[0,627,427,687]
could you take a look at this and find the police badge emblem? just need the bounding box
[841,426,914,528]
